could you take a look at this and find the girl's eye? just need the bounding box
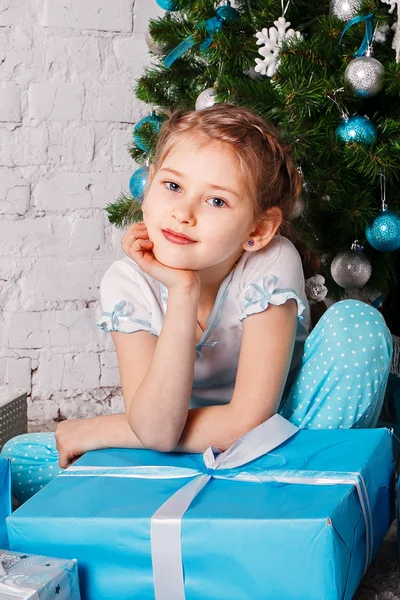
[164,181,181,192]
[207,197,227,208]
[163,182,226,208]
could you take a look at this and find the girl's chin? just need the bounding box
[158,257,195,270]
[152,248,198,270]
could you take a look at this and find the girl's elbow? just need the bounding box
[140,433,177,453]
[128,414,177,452]
[148,438,177,453]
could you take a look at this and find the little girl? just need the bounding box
[3,104,393,502]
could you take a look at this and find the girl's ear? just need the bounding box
[245,207,283,251]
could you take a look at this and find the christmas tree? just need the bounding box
[107,0,400,373]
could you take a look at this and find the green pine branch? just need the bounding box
[106,195,142,229]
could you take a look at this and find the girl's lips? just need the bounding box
[162,230,197,245]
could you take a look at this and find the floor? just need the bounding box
[355,522,400,599]
[28,421,400,599]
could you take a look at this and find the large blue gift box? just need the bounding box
[0,456,12,548]
[6,416,394,600]
[0,548,81,599]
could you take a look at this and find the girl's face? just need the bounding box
[141,135,255,272]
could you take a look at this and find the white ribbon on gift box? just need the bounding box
[63,414,373,600]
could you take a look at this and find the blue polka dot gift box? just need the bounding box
[0,456,12,548]
[6,416,394,600]
[0,549,80,599]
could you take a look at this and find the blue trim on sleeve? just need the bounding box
[96,300,157,334]
[239,275,306,322]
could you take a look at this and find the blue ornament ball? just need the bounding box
[365,208,400,252]
[336,115,377,145]
[133,114,164,152]
[129,166,149,202]
[215,2,240,22]
[156,0,179,10]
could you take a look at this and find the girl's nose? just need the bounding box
[171,199,197,224]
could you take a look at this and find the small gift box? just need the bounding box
[0,549,81,599]
[0,456,12,548]
[6,416,394,600]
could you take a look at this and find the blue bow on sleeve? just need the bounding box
[242,275,278,312]
[110,300,132,330]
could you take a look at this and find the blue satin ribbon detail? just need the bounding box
[164,15,223,68]
[109,300,132,330]
[339,13,374,57]
[242,274,277,312]
[164,34,197,68]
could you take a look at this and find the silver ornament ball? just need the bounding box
[331,250,372,289]
[145,29,169,55]
[195,88,216,111]
[344,56,384,98]
[330,0,362,21]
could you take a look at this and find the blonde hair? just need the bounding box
[144,103,320,280]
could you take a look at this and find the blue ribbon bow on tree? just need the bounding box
[339,13,374,57]
[164,2,240,68]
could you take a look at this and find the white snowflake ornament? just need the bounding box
[380,0,400,62]
[254,16,303,77]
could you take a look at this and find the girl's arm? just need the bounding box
[122,284,200,451]
[56,283,199,466]
[175,298,298,452]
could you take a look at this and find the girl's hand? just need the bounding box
[55,418,107,469]
[121,222,200,292]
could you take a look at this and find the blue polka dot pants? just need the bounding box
[279,299,393,429]
[1,432,62,503]
[1,300,394,503]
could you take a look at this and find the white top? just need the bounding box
[97,235,310,410]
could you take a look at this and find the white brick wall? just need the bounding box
[0,0,165,423]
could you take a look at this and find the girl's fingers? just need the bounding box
[123,237,153,260]
[121,221,152,262]
[122,234,150,252]
[137,239,153,248]
[121,223,149,246]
